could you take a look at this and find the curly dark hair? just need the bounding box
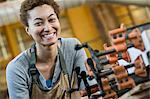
[20,0,60,26]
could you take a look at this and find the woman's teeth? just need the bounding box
[43,33,55,39]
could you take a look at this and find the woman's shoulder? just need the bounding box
[6,50,30,73]
[60,37,81,46]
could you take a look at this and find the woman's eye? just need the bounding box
[34,22,43,26]
[49,18,56,22]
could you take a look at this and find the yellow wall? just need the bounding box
[67,5,103,51]
[5,23,21,57]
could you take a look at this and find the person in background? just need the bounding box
[6,0,89,98]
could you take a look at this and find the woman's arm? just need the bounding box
[6,62,30,99]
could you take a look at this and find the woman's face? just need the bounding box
[26,4,61,46]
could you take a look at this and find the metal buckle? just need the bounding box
[29,67,37,76]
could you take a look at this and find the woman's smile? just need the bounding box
[41,32,57,42]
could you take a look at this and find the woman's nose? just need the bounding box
[44,22,52,32]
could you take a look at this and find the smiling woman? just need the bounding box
[6,0,90,99]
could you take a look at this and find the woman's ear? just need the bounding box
[25,27,31,36]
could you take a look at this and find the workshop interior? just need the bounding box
[0,0,150,99]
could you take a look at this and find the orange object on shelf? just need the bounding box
[134,56,147,77]
[112,65,135,90]
[102,77,118,99]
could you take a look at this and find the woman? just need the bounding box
[6,0,88,99]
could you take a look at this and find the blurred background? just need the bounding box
[0,0,149,98]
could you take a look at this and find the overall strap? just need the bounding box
[28,44,39,98]
[29,44,37,78]
[58,47,72,98]
[58,47,68,75]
